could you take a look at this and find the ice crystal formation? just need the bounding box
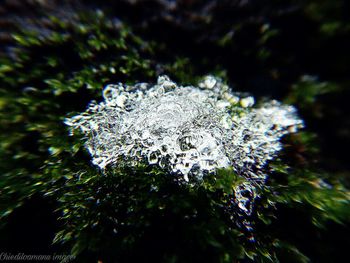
[66,75,303,214]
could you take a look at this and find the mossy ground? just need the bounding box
[0,1,350,262]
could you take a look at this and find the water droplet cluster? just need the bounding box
[65,75,303,215]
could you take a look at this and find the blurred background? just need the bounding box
[0,1,349,262]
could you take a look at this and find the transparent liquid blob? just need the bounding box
[65,75,303,216]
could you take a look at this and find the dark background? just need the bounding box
[0,1,349,262]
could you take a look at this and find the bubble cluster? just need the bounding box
[65,75,303,215]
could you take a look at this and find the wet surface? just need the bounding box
[66,75,303,215]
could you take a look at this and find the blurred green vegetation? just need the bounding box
[0,1,350,262]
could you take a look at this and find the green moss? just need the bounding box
[0,5,349,263]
